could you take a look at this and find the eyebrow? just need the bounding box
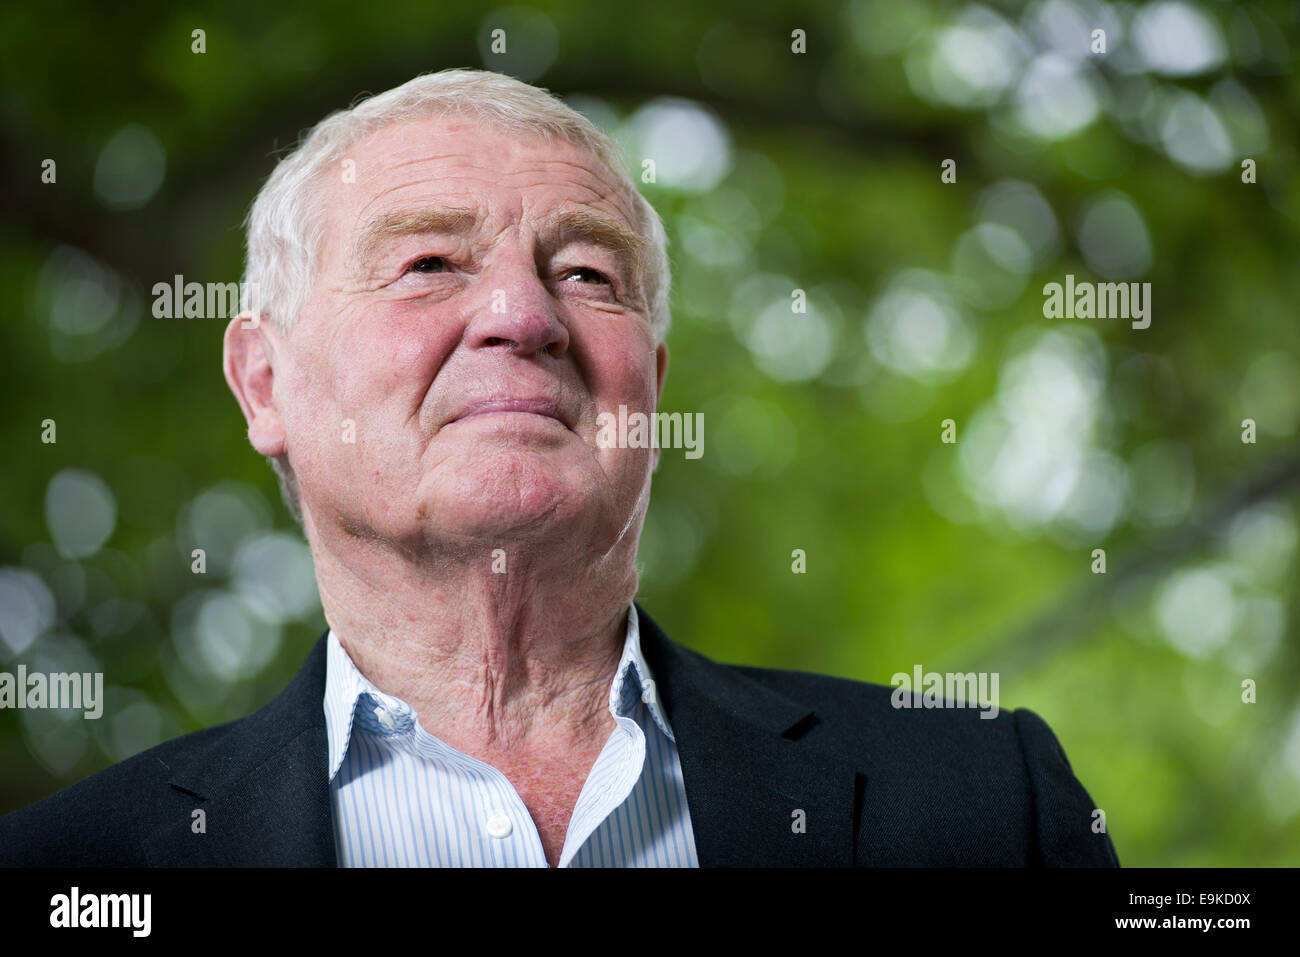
[352,204,651,299]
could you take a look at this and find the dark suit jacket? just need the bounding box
[0,604,1119,866]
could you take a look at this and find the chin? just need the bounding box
[421,449,597,540]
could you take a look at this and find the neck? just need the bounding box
[306,519,638,762]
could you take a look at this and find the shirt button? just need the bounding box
[641,679,657,705]
[373,705,397,731]
[485,813,513,839]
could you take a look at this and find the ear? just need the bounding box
[651,342,669,473]
[223,313,287,458]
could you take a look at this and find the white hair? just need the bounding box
[240,68,673,523]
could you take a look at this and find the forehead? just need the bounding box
[323,114,637,242]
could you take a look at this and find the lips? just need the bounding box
[449,397,572,430]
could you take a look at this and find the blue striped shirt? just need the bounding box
[323,603,698,867]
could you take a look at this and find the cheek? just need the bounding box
[587,339,660,477]
[378,324,441,398]
[587,331,658,407]
[381,305,462,370]
[279,359,329,434]
[328,315,455,407]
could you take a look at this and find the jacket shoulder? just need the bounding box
[1,633,330,868]
[725,662,1026,769]
[0,719,244,867]
[723,662,1119,866]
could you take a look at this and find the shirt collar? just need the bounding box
[610,602,675,741]
[323,601,676,782]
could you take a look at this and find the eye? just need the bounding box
[407,256,448,274]
[561,267,612,286]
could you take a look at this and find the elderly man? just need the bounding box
[0,68,1117,867]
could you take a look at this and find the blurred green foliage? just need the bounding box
[1,0,1298,865]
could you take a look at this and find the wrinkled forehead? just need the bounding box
[314,114,639,259]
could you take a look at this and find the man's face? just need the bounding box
[258,115,667,556]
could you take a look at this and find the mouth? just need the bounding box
[449,398,573,432]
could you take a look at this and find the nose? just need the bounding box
[463,256,570,359]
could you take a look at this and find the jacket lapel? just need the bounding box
[635,604,860,867]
